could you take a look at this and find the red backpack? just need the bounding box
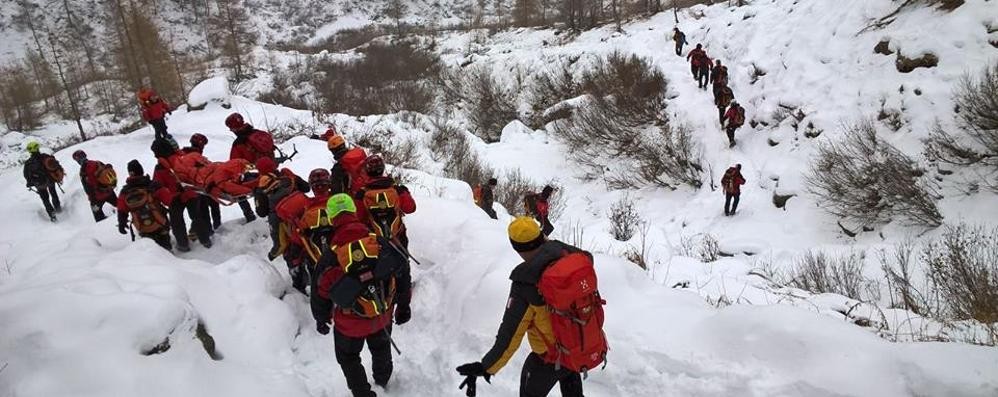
[537,252,608,374]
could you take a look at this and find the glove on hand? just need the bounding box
[118,224,128,235]
[395,305,411,325]
[457,362,491,397]
[316,322,330,335]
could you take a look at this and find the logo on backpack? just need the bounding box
[361,187,404,240]
[537,251,609,374]
[333,235,396,318]
[124,188,168,234]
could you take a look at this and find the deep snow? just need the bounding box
[3,0,998,396]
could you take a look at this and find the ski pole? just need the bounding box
[56,183,65,194]
[129,224,136,242]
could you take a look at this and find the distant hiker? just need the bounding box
[355,155,417,249]
[721,164,746,216]
[183,133,221,230]
[226,112,276,223]
[710,59,728,88]
[311,193,412,397]
[714,85,734,124]
[253,156,309,260]
[457,217,607,397]
[672,28,688,56]
[73,150,118,222]
[153,158,207,252]
[137,88,172,140]
[22,141,62,222]
[473,178,498,219]
[525,185,555,236]
[117,160,174,250]
[327,134,369,195]
[723,101,746,148]
[309,126,339,142]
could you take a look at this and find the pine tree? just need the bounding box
[210,0,257,82]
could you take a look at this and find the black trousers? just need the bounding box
[698,66,711,88]
[480,202,498,219]
[334,327,393,396]
[142,229,173,250]
[691,63,699,79]
[675,42,684,56]
[718,106,727,124]
[150,118,169,140]
[89,193,118,222]
[725,193,741,215]
[168,198,190,249]
[536,215,554,236]
[197,197,222,231]
[187,196,212,246]
[725,126,738,147]
[34,183,61,214]
[238,199,256,222]
[519,353,584,397]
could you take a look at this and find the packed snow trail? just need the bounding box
[2,115,997,396]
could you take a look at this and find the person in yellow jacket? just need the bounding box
[456,216,585,397]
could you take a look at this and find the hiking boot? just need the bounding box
[351,390,376,397]
[177,244,192,253]
[201,239,213,249]
[48,213,57,222]
[243,213,257,224]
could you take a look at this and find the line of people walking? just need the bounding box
[674,28,747,148]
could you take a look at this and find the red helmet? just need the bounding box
[365,154,385,176]
[190,133,208,148]
[308,168,331,188]
[225,113,246,131]
[72,150,87,162]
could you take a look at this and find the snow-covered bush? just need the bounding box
[678,233,720,263]
[786,250,878,302]
[926,61,998,191]
[437,65,518,142]
[428,118,495,187]
[316,40,439,115]
[608,194,642,241]
[807,121,943,227]
[923,224,998,325]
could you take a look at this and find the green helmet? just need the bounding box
[326,193,357,219]
[26,141,40,154]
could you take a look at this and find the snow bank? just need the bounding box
[187,77,231,110]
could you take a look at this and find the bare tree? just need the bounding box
[383,0,409,36]
[211,0,258,82]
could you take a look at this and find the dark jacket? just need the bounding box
[721,167,746,195]
[480,240,586,375]
[23,153,53,187]
[481,184,495,208]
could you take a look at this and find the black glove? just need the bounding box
[316,321,330,335]
[457,362,491,397]
[118,224,128,235]
[255,205,268,218]
[395,185,409,194]
[26,182,31,189]
[395,305,411,325]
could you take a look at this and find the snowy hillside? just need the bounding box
[2,99,997,397]
[3,0,998,396]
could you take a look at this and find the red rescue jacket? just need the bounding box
[141,100,171,122]
[338,148,368,193]
[80,160,116,202]
[721,168,746,195]
[230,126,276,163]
[316,216,394,337]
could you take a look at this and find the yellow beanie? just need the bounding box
[508,216,544,252]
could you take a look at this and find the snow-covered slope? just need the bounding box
[2,100,998,397]
[3,1,998,396]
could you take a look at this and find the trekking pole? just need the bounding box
[387,239,422,266]
[384,327,402,356]
[56,183,65,194]
[129,224,136,242]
